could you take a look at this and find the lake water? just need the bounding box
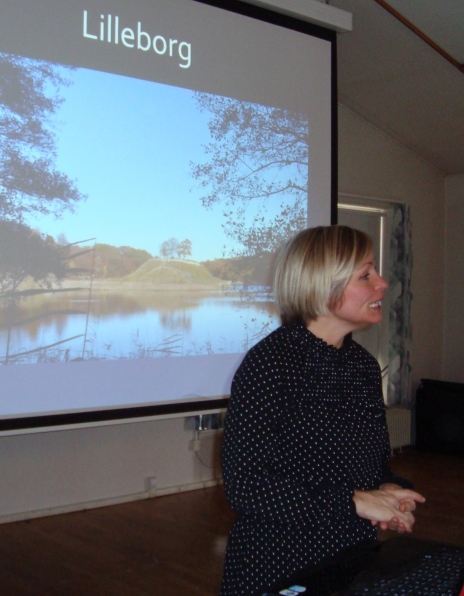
[0,287,279,364]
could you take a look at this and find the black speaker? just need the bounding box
[416,379,464,455]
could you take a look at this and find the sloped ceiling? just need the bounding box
[329,0,464,175]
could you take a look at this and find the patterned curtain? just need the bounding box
[387,203,413,406]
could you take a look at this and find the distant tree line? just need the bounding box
[63,243,152,279]
[202,252,276,287]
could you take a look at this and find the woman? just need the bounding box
[220,225,425,596]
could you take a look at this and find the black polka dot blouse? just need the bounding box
[220,322,403,596]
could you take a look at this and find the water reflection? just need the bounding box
[0,287,278,364]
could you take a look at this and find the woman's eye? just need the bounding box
[360,273,370,280]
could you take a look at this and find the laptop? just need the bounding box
[262,536,464,596]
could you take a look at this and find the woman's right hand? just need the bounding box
[352,488,424,533]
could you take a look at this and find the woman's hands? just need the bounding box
[353,485,426,534]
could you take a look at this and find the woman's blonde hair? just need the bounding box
[274,225,373,325]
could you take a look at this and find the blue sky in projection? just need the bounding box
[30,65,308,262]
[31,66,229,262]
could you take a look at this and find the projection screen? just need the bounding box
[0,0,336,432]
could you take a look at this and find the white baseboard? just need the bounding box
[0,477,223,525]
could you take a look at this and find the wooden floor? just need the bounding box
[0,447,463,595]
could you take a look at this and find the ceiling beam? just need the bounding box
[373,0,464,74]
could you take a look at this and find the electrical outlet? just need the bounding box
[185,412,226,431]
[145,476,157,494]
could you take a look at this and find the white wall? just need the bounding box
[0,104,447,523]
[338,105,446,392]
[443,173,464,383]
[0,417,222,522]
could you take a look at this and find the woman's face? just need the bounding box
[331,252,388,332]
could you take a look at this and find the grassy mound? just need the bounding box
[123,258,222,285]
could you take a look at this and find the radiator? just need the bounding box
[386,406,411,452]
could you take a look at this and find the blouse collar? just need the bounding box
[287,321,354,362]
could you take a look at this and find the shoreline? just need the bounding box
[57,278,232,292]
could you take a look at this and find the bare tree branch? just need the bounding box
[190,93,308,256]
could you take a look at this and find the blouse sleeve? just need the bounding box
[221,347,359,528]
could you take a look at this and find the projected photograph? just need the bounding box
[0,52,309,366]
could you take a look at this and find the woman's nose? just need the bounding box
[377,273,388,290]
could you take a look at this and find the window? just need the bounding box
[338,196,412,406]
